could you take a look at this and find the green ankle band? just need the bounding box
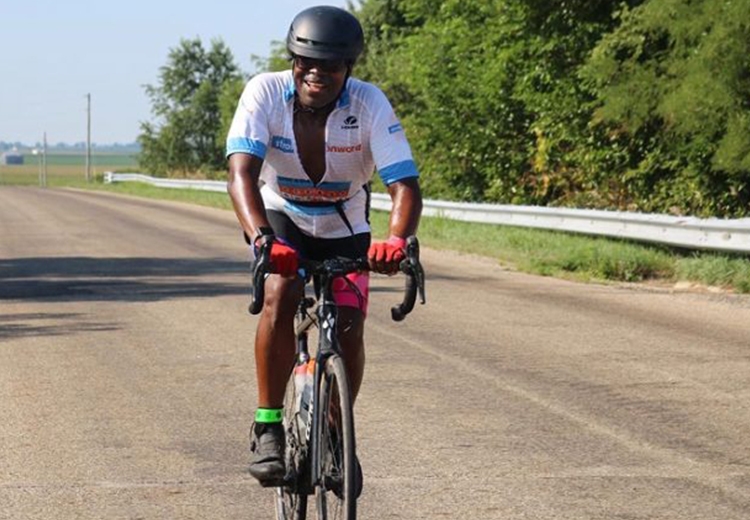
[255,408,283,423]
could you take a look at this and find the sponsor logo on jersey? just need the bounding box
[278,177,351,201]
[271,135,294,153]
[341,115,359,130]
[388,123,403,134]
[327,143,363,153]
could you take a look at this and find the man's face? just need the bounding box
[293,55,349,109]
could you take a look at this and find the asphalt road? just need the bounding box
[2,186,750,520]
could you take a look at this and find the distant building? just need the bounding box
[1,150,24,165]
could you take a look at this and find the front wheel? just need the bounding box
[314,355,357,520]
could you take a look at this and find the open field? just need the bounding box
[0,153,138,187]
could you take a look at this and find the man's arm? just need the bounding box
[369,177,422,274]
[386,177,422,238]
[227,153,271,244]
[228,153,298,275]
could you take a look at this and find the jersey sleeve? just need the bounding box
[226,76,270,159]
[368,88,419,186]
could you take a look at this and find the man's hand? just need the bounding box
[268,240,299,277]
[368,235,406,275]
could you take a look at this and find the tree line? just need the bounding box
[138,0,750,217]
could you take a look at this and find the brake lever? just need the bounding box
[404,236,426,305]
[248,239,273,315]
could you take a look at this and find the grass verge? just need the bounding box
[14,178,750,294]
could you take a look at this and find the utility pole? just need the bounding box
[37,147,42,187]
[86,93,92,182]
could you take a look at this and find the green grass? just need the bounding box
[415,214,676,282]
[676,254,750,293]
[19,152,139,167]
[94,180,235,210]
[5,174,750,294]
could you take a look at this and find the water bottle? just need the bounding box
[294,360,314,428]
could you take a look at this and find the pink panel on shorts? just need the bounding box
[332,272,370,315]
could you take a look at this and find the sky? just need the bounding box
[0,0,348,146]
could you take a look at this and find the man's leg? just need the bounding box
[255,275,303,407]
[249,274,303,484]
[335,305,366,498]
[337,306,366,402]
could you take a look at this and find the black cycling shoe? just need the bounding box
[249,422,285,486]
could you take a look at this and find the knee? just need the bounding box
[337,308,365,346]
[262,276,302,323]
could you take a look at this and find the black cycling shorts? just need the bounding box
[266,210,371,261]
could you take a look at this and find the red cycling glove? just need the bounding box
[368,235,406,274]
[268,240,299,277]
[254,232,299,277]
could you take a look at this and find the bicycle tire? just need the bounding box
[314,355,357,520]
[275,372,309,520]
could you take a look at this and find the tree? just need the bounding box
[354,0,637,204]
[582,0,750,216]
[250,40,292,74]
[138,38,242,176]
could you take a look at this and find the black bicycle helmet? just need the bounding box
[286,5,364,63]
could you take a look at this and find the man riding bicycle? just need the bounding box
[226,5,423,492]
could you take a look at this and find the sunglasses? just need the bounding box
[293,55,347,74]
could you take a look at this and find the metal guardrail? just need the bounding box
[104,173,227,193]
[104,172,750,253]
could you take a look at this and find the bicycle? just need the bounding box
[249,236,426,520]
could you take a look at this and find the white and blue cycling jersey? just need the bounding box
[226,70,419,239]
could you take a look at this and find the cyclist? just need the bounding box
[226,5,422,490]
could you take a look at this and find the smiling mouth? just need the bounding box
[305,80,326,89]
[304,75,330,92]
